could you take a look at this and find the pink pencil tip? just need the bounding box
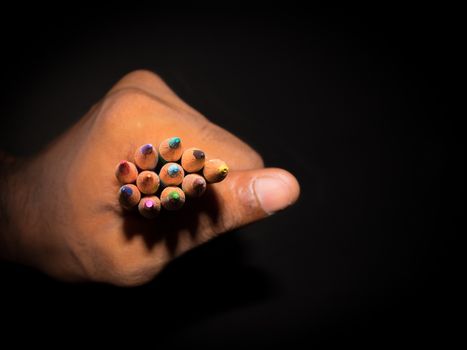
[145,200,154,209]
[118,161,130,175]
[194,178,205,187]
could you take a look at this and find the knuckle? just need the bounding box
[95,88,162,127]
[104,87,154,110]
[96,86,201,128]
[120,69,165,86]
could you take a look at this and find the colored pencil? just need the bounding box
[159,162,184,186]
[181,147,206,173]
[115,160,139,184]
[136,170,160,194]
[158,136,183,162]
[134,143,158,170]
[119,184,141,209]
[182,174,207,197]
[160,186,185,211]
[203,159,229,183]
[138,196,161,219]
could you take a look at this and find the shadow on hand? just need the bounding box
[121,184,222,257]
[117,185,276,333]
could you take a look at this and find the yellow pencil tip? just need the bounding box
[219,166,229,176]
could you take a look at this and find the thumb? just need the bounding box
[206,167,300,234]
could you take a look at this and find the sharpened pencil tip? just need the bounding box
[219,166,229,176]
[118,161,130,175]
[168,164,179,176]
[193,150,205,159]
[168,137,181,149]
[169,191,180,201]
[120,186,133,197]
[141,144,153,155]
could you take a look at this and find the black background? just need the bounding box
[0,6,462,346]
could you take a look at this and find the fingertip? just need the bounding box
[271,167,301,205]
[252,168,300,215]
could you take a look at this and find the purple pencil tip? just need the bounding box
[141,144,153,155]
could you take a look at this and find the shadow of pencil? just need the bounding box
[2,183,276,331]
[0,230,276,335]
[134,233,276,334]
[121,184,222,258]
[117,184,276,331]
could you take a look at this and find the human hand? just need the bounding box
[0,70,300,286]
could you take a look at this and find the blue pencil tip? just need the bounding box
[168,164,180,176]
[120,186,133,197]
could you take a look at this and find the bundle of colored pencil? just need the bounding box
[115,137,229,218]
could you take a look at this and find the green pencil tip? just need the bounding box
[169,137,181,149]
[169,191,180,201]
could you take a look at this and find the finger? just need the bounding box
[99,167,299,284]
[200,167,300,236]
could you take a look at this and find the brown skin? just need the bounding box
[0,70,300,286]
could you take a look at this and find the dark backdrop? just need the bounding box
[0,6,461,346]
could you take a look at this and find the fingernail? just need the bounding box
[254,176,295,215]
